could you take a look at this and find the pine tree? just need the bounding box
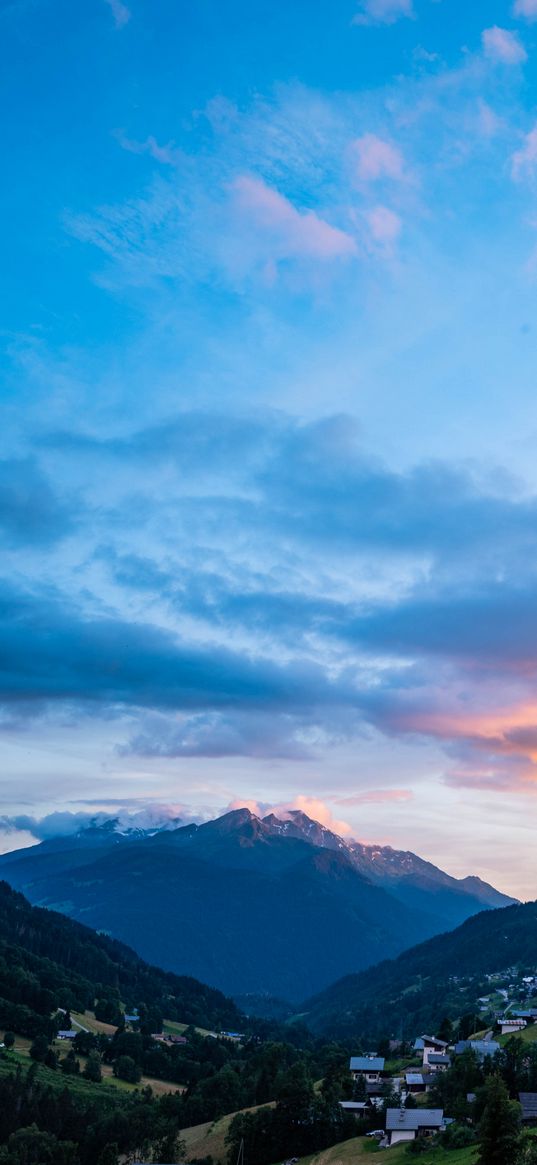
[477,1073,521,1165]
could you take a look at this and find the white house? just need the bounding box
[414,1036,449,1067]
[385,1108,446,1146]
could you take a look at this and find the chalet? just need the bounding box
[349,1055,385,1084]
[405,1072,435,1094]
[414,1035,449,1067]
[519,1094,537,1125]
[339,1100,369,1115]
[500,1018,526,1035]
[385,1108,446,1146]
[454,1039,499,1062]
[427,1053,450,1072]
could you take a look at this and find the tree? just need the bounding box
[3,1032,14,1049]
[114,1054,142,1083]
[83,1049,102,1083]
[477,1074,521,1165]
[29,1034,49,1063]
[60,1049,80,1075]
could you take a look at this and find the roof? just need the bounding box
[454,1040,500,1058]
[406,1073,425,1085]
[350,1056,385,1071]
[339,1100,368,1110]
[519,1094,537,1120]
[428,1054,450,1065]
[57,1030,76,1037]
[386,1109,444,1132]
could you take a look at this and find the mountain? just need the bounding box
[0,877,241,1037]
[0,808,515,1001]
[303,897,537,1040]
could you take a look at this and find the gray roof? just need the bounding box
[350,1056,385,1071]
[428,1054,450,1065]
[406,1073,425,1085]
[421,1035,448,1048]
[519,1093,537,1121]
[386,1108,444,1131]
[339,1100,368,1110]
[454,1040,499,1058]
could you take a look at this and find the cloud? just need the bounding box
[0,459,74,546]
[227,175,357,279]
[514,0,537,21]
[120,710,317,760]
[227,795,353,837]
[352,0,414,26]
[511,125,537,179]
[335,788,414,805]
[482,27,527,65]
[0,804,198,843]
[364,205,402,250]
[104,0,131,29]
[352,134,406,183]
[114,131,179,166]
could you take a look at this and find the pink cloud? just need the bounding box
[352,134,406,183]
[482,26,527,65]
[514,0,537,20]
[353,0,414,26]
[104,0,131,29]
[365,205,402,251]
[335,789,413,805]
[231,175,356,264]
[511,125,537,179]
[227,795,353,836]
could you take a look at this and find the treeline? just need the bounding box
[0,1063,183,1165]
[0,881,240,1034]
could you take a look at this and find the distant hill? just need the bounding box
[302,898,537,1039]
[0,808,516,1001]
[0,879,241,1037]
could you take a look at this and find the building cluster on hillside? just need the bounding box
[341,1018,523,1149]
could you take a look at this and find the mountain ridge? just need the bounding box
[0,806,516,1000]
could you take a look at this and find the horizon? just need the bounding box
[4,0,537,902]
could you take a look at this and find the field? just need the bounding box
[182,1102,275,1163]
[293,1141,477,1165]
[0,1032,184,1098]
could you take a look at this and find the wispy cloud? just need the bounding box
[482,26,527,65]
[352,0,414,27]
[511,124,537,179]
[104,0,131,30]
[352,134,407,183]
[514,0,537,21]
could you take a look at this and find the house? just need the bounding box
[413,1036,449,1067]
[405,1072,429,1094]
[385,1108,446,1146]
[339,1100,369,1115]
[57,1030,76,1040]
[349,1055,385,1084]
[519,1094,537,1124]
[500,1018,526,1035]
[124,1014,139,1024]
[427,1053,450,1072]
[454,1039,499,1062]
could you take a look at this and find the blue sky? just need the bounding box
[4,0,537,895]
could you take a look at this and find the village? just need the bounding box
[341,964,537,1153]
